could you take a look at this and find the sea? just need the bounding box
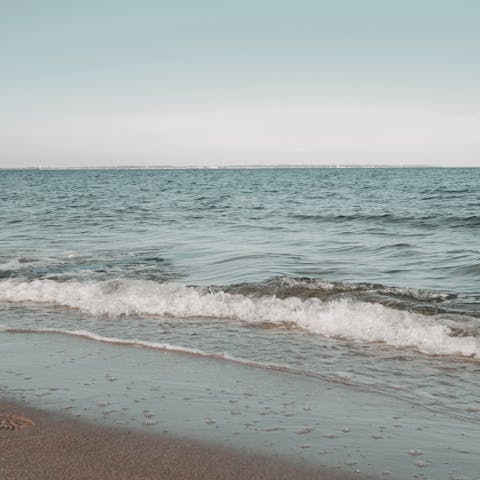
[1,167,479,479]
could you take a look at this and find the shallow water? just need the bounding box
[2,331,480,480]
[1,167,479,478]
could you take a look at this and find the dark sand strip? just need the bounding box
[0,398,378,480]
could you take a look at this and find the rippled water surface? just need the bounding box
[1,167,480,427]
[2,168,479,289]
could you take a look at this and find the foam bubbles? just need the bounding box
[0,278,478,358]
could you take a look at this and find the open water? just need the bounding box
[1,167,479,478]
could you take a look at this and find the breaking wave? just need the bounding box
[0,277,479,358]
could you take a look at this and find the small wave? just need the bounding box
[292,213,400,223]
[224,276,456,303]
[0,327,329,381]
[374,243,416,251]
[1,326,206,356]
[0,252,179,282]
[291,212,480,230]
[454,261,480,277]
[0,278,479,358]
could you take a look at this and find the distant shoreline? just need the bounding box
[0,164,465,171]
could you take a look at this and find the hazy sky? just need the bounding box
[1,0,479,167]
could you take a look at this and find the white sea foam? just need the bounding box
[0,326,285,374]
[0,278,478,357]
[0,326,207,356]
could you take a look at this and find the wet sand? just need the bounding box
[0,398,375,480]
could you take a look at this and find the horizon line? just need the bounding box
[1,163,472,171]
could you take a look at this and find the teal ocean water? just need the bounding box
[1,168,479,478]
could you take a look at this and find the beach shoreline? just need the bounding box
[2,328,479,480]
[0,397,373,480]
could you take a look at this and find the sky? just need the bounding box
[1,0,479,167]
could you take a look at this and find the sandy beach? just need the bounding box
[0,397,374,480]
[2,328,479,480]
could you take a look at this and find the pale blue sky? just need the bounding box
[1,0,479,167]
